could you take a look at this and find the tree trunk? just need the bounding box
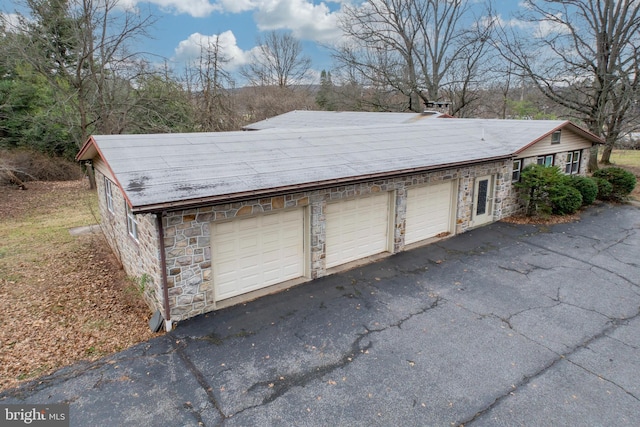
[85,162,96,190]
[587,145,599,172]
[600,143,614,165]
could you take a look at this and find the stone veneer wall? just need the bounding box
[95,170,165,317]
[162,160,514,321]
[93,150,592,323]
[520,149,589,175]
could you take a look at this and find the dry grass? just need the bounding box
[0,181,156,391]
[608,149,640,167]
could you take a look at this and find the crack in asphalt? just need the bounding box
[589,228,636,254]
[458,307,640,426]
[558,300,621,322]
[170,336,226,426]
[521,233,638,288]
[501,303,562,330]
[497,263,555,278]
[566,357,640,402]
[604,333,640,351]
[228,332,373,420]
[228,296,442,420]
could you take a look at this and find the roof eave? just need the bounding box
[131,154,512,214]
[76,136,98,161]
[514,121,604,155]
[75,135,137,210]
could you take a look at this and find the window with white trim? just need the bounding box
[512,159,522,182]
[537,155,554,167]
[565,150,581,175]
[126,203,139,241]
[551,130,561,144]
[104,177,114,214]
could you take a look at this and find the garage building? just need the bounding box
[76,115,602,329]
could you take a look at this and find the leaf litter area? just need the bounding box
[0,181,157,392]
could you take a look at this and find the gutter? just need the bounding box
[156,212,172,332]
[132,155,513,214]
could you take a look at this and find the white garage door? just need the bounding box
[405,181,453,244]
[211,209,304,301]
[325,193,390,269]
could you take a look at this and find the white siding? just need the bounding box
[518,129,593,159]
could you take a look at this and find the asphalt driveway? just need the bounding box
[2,203,639,426]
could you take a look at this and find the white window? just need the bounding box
[512,159,522,182]
[104,178,114,214]
[551,130,561,144]
[537,155,554,167]
[126,203,139,241]
[565,150,581,175]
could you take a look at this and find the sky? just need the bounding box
[1,0,524,84]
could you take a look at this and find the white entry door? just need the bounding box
[325,193,390,269]
[211,209,305,301]
[473,175,494,226]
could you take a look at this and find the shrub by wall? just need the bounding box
[564,175,598,206]
[515,164,582,217]
[550,185,582,215]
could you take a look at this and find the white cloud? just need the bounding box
[117,0,219,18]
[121,0,344,43]
[253,0,342,43]
[173,31,254,69]
[0,12,25,32]
[493,9,571,39]
[214,0,257,14]
[534,13,571,38]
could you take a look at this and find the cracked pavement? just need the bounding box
[2,203,639,426]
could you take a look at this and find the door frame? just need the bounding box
[404,181,456,245]
[210,207,307,303]
[472,175,495,226]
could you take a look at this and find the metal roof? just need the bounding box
[77,118,602,213]
[243,110,444,130]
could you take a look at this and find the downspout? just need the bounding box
[156,212,172,332]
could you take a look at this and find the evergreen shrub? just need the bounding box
[592,167,637,201]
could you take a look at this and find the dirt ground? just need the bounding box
[0,181,156,392]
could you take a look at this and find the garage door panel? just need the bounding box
[405,182,453,244]
[212,209,305,301]
[326,193,389,269]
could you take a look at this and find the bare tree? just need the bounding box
[128,61,197,134]
[496,0,640,168]
[335,0,493,113]
[182,35,240,132]
[235,85,316,124]
[8,0,156,145]
[241,31,312,88]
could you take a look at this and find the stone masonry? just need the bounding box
[95,153,588,323]
[95,170,165,317]
[163,160,514,321]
